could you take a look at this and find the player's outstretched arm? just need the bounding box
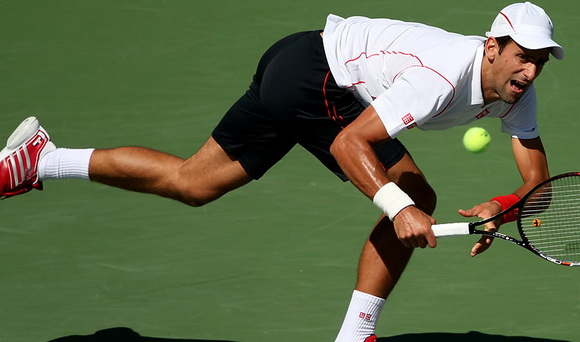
[511,137,550,197]
[458,201,502,256]
[462,136,549,256]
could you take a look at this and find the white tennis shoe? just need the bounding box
[0,117,56,200]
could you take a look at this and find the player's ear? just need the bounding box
[484,37,498,62]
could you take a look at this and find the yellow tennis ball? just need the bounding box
[463,127,491,153]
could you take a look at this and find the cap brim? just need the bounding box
[511,34,565,60]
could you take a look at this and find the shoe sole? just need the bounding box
[0,116,56,160]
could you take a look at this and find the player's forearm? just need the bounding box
[330,132,388,199]
[330,105,396,199]
[511,137,549,197]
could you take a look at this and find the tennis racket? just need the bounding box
[432,172,580,266]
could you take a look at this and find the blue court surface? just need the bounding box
[1,1,579,341]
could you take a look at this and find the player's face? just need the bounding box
[487,40,550,104]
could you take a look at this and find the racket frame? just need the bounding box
[435,172,580,266]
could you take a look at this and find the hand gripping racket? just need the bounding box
[432,172,580,266]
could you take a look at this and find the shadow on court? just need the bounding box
[378,331,570,342]
[47,327,236,342]
[46,327,571,342]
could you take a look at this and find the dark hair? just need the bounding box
[495,36,513,54]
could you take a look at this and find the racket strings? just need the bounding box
[520,177,580,264]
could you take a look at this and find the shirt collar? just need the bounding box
[471,44,485,106]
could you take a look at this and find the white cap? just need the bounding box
[486,2,564,60]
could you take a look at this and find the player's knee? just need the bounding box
[182,198,209,208]
[399,174,437,215]
[417,185,437,215]
[170,174,229,208]
[176,187,221,207]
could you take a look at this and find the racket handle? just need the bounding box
[431,223,470,237]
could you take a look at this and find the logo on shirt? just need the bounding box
[402,113,417,129]
[402,113,414,125]
[476,109,490,119]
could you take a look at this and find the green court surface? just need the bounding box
[1,1,579,341]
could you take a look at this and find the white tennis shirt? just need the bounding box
[322,14,539,139]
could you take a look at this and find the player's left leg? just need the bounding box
[356,152,437,297]
[335,152,437,342]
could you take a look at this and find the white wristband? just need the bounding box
[372,182,415,221]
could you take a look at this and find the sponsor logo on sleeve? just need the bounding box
[476,108,490,119]
[402,113,417,129]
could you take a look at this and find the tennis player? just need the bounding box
[0,2,563,341]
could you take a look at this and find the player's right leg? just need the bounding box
[0,116,253,206]
[1,33,305,205]
[88,136,254,207]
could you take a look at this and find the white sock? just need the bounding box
[38,148,95,181]
[335,290,385,342]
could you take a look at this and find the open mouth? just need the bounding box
[510,80,527,93]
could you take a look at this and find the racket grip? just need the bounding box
[431,223,470,237]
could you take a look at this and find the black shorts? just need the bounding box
[212,30,407,181]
